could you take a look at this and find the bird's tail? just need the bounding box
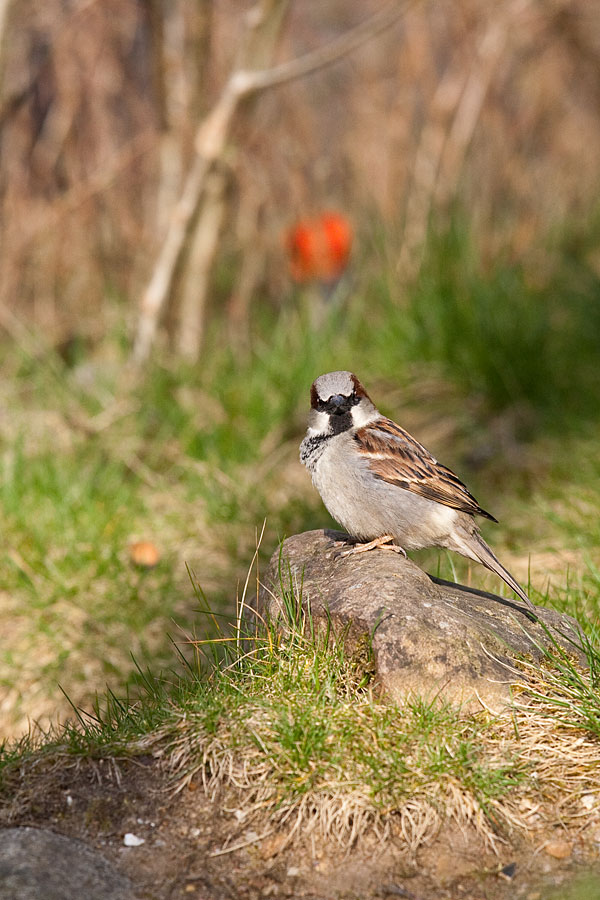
[458,530,536,613]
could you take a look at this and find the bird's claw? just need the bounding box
[337,535,407,558]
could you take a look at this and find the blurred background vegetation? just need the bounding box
[1,0,600,738]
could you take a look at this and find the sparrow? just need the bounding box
[300,370,536,613]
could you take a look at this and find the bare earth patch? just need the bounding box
[2,712,600,900]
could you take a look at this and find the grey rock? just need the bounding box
[259,530,586,712]
[0,828,137,900]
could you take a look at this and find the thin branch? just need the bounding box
[239,0,413,96]
[132,83,239,364]
[132,0,412,365]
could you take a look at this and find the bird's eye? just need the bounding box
[350,392,361,406]
[316,398,326,411]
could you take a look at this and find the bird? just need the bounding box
[299,370,536,613]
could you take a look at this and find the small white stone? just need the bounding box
[287,867,301,878]
[66,795,73,807]
[123,832,145,847]
[581,794,596,810]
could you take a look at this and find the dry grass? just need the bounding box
[132,628,600,859]
[141,690,600,859]
[3,649,600,865]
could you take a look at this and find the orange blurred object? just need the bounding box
[129,540,161,568]
[286,212,352,284]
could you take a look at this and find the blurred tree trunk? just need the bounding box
[147,0,183,241]
[176,0,290,359]
[176,165,229,357]
[227,191,266,346]
[148,0,213,242]
[0,0,12,78]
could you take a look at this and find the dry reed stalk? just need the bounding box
[398,51,468,279]
[434,0,532,209]
[0,0,12,77]
[149,1,187,241]
[399,0,529,279]
[176,166,230,357]
[227,191,266,345]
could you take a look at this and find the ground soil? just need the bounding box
[1,754,598,900]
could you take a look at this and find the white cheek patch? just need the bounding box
[350,404,379,428]
[308,410,332,436]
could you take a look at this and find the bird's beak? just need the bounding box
[328,394,349,415]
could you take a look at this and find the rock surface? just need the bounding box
[259,530,585,712]
[0,828,137,900]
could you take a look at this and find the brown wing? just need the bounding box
[354,417,497,521]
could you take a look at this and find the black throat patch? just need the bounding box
[329,411,353,435]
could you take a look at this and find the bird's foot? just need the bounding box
[339,534,407,557]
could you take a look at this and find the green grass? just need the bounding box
[1,210,600,841]
[4,575,600,852]
[548,873,600,900]
[177,620,523,816]
[357,214,600,426]
[0,438,183,696]
[515,623,600,735]
[0,583,529,843]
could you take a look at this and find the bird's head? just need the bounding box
[308,371,378,435]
